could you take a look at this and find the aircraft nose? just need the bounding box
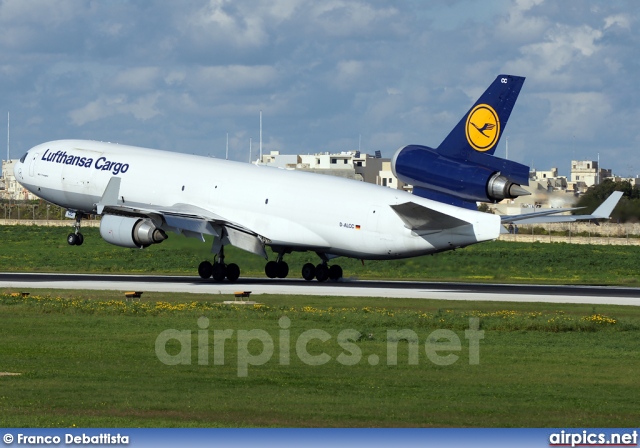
[14,151,27,180]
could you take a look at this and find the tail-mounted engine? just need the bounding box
[100,214,168,248]
[391,144,530,205]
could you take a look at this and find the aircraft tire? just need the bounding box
[329,265,343,281]
[226,263,240,282]
[315,264,329,282]
[301,263,316,281]
[265,261,278,279]
[67,233,78,246]
[198,261,213,279]
[75,233,84,246]
[212,262,226,282]
[276,261,289,278]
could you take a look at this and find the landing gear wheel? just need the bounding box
[198,261,213,279]
[67,233,78,246]
[315,263,329,282]
[276,261,289,279]
[226,263,240,282]
[265,260,278,279]
[301,263,316,281]
[212,262,226,282]
[68,213,85,246]
[329,265,343,281]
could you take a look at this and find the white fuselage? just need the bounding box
[14,140,500,260]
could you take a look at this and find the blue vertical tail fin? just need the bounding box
[437,75,525,158]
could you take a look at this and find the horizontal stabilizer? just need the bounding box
[391,202,469,232]
[591,191,623,218]
[501,206,584,223]
[502,191,623,224]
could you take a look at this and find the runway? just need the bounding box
[1,272,640,306]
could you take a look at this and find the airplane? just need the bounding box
[13,74,622,282]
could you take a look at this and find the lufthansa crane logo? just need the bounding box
[465,104,500,152]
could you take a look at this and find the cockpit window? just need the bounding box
[19,153,28,163]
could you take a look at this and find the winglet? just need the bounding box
[96,177,121,214]
[591,191,623,219]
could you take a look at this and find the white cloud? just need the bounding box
[164,71,187,86]
[539,92,612,141]
[496,0,547,42]
[0,0,85,26]
[505,24,604,86]
[604,14,631,30]
[183,0,269,49]
[111,67,160,91]
[69,93,161,126]
[333,60,364,88]
[191,65,279,92]
[308,1,399,37]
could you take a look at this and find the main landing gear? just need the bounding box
[67,213,84,246]
[265,253,289,279]
[265,251,343,282]
[301,262,343,282]
[198,246,240,282]
[196,245,344,283]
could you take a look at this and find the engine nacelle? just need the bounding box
[100,214,168,248]
[391,144,530,203]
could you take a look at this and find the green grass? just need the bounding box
[1,291,639,427]
[1,225,640,285]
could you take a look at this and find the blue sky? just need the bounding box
[0,0,638,177]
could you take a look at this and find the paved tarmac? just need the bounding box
[1,272,639,306]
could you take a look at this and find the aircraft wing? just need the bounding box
[391,201,470,233]
[95,177,269,258]
[501,191,623,224]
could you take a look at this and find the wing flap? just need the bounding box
[163,214,220,236]
[224,226,267,259]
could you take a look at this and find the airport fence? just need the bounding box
[0,219,100,227]
[0,220,639,245]
[500,222,640,245]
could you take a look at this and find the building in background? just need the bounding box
[568,160,612,194]
[257,150,407,190]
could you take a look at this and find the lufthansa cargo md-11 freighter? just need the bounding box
[13,75,620,282]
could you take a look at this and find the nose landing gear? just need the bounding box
[67,213,84,246]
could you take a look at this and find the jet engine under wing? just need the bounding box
[501,191,623,224]
[391,202,470,233]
